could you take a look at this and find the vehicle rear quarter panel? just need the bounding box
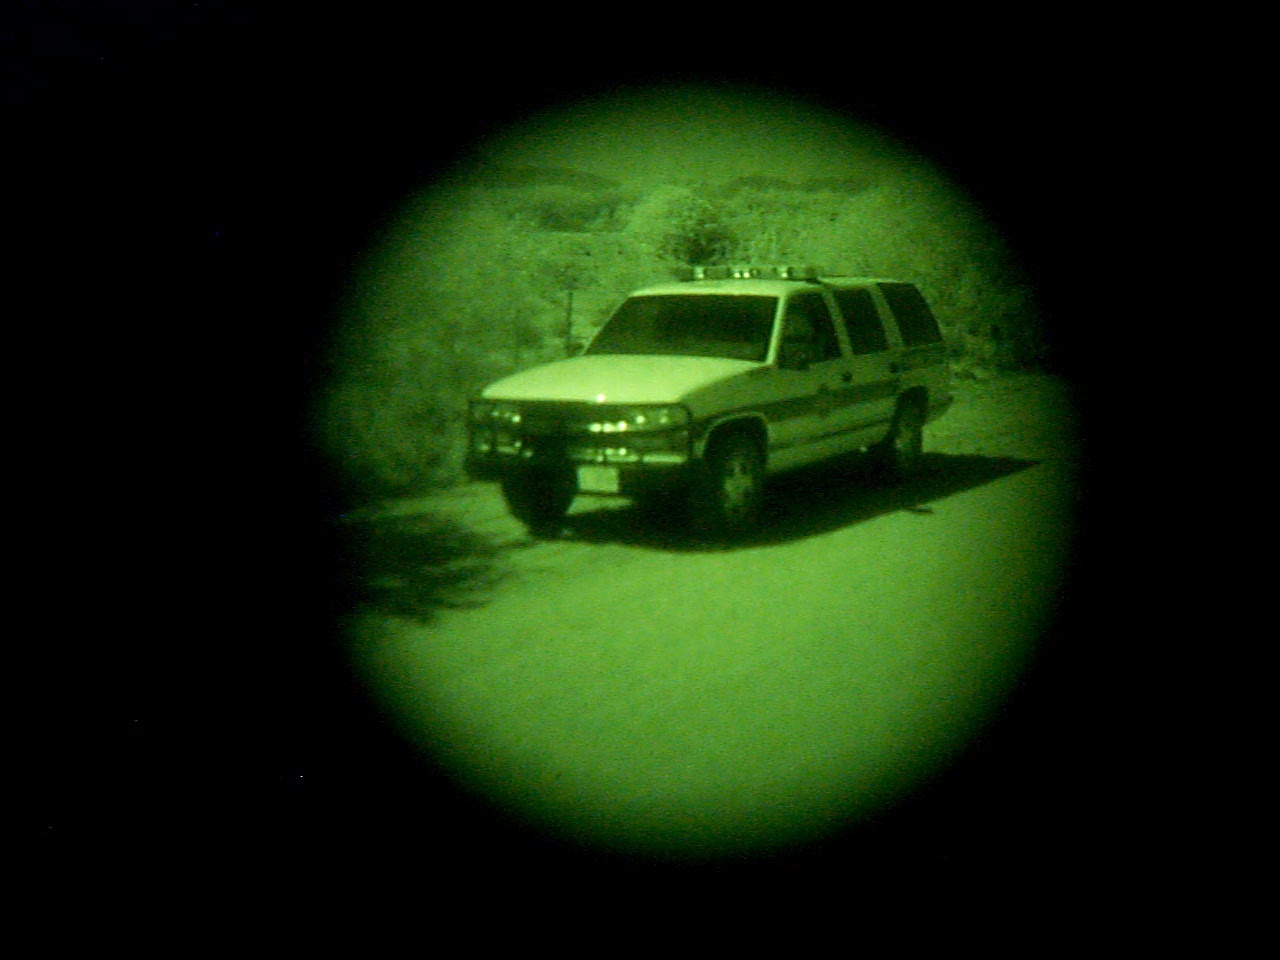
[866,284,953,422]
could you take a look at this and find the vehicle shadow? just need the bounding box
[336,510,511,621]
[560,452,1040,551]
[336,453,1040,619]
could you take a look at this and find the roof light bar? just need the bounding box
[681,264,820,281]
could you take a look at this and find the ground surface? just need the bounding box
[334,372,1086,868]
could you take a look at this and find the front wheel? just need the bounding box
[690,434,764,538]
[501,467,575,536]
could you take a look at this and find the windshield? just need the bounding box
[586,294,778,362]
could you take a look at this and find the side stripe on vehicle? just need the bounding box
[699,376,898,431]
[768,414,893,452]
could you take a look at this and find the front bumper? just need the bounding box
[465,434,693,497]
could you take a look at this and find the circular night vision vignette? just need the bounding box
[325,83,1079,865]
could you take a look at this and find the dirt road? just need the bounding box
[341,372,1082,865]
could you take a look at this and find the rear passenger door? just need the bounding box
[830,286,900,448]
[768,289,856,469]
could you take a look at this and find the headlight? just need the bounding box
[588,405,690,433]
[470,400,522,425]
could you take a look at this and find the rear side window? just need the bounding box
[878,283,942,347]
[783,291,842,362]
[832,287,889,355]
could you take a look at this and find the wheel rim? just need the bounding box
[720,449,759,521]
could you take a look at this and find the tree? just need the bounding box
[623,184,735,266]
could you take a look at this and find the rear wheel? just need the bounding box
[691,433,764,537]
[876,398,925,482]
[501,467,575,536]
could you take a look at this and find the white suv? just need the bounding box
[466,265,952,537]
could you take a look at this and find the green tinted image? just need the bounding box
[320,83,1079,864]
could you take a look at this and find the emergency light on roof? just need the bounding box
[681,264,819,281]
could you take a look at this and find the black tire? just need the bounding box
[501,467,575,536]
[876,398,925,482]
[690,433,764,537]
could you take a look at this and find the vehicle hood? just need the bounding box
[481,354,759,405]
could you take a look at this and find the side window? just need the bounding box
[878,283,942,347]
[832,288,889,354]
[783,291,842,362]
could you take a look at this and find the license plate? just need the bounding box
[576,464,619,493]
